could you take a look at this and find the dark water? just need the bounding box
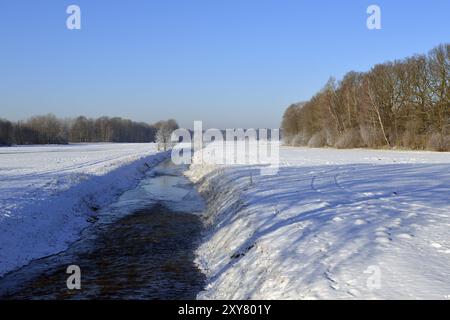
[0,161,206,300]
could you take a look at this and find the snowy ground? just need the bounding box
[0,143,166,277]
[187,147,450,300]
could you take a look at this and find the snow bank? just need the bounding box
[0,143,167,277]
[187,147,450,299]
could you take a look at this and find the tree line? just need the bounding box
[0,115,178,146]
[282,44,450,151]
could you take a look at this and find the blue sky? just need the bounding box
[1,0,449,128]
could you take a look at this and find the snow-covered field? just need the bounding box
[0,143,166,277]
[187,147,450,300]
[2,143,449,299]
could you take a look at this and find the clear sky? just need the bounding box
[1,0,449,129]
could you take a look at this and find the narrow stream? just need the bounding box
[0,160,206,300]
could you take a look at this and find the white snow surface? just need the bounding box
[187,146,450,300]
[0,143,166,277]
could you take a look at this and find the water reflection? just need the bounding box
[0,160,206,300]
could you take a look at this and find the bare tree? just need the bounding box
[155,120,179,151]
[0,119,13,146]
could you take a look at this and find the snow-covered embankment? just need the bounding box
[0,143,167,277]
[186,147,450,299]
